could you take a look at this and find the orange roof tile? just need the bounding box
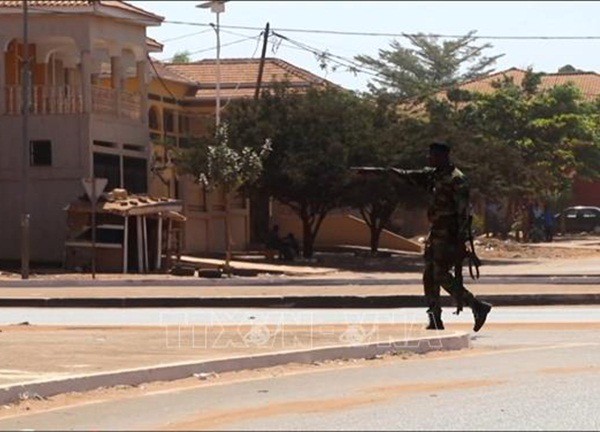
[150,59,198,86]
[165,58,335,100]
[446,67,600,100]
[0,0,163,21]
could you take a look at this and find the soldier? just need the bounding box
[353,142,492,332]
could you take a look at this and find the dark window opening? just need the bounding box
[93,153,120,191]
[163,109,175,133]
[30,140,52,166]
[93,140,117,149]
[124,156,147,194]
[76,227,124,244]
[178,114,189,135]
[148,106,160,130]
[123,143,145,152]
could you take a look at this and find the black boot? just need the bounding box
[472,300,492,332]
[426,310,445,330]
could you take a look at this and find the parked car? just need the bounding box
[554,206,600,233]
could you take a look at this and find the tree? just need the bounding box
[345,94,428,253]
[225,84,374,258]
[421,69,600,233]
[557,64,586,74]
[355,31,503,99]
[176,124,271,273]
[172,50,191,63]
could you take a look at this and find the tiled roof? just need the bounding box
[165,58,335,100]
[0,0,163,21]
[145,36,163,52]
[150,59,198,86]
[446,67,600,100]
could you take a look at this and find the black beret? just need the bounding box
[429,142,451,153]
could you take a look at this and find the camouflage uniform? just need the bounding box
[391,165,477,323]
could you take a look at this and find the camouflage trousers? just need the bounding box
[423,238,476,314]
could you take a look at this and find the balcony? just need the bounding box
[4,85,142,120]
[6,85,83,115]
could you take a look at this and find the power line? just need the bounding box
[270,32,384,80]
[160,34,260,63]
[19,6,600,41]
[163,20,600,41]
[160,28,213,43]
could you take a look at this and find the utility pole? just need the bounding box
[21,0,30,280]
[215,9,221,127]
[254,22,270,100]
[250,22,271,244]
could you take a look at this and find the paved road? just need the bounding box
[0,321,598,430]
[1,306,600,326]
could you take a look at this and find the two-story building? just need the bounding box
[0,1,420,266]
[0,0,162,262]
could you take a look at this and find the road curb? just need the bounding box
[0,294,599,308]
[0,332,470,406]
[1,275,599,288]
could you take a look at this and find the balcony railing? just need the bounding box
[5,85,83,115]
[4,85,142,121]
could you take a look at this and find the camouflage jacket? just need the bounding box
[391,165,470,242]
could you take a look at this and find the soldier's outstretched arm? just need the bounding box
[389,167,435,188]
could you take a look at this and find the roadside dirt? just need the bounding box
[2,321,599,421]
[475,236,600,260]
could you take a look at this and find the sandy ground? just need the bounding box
[0,236,597,280]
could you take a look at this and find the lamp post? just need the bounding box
[197,1,227,128]
[21,0,31,279]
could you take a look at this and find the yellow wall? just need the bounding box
[146,76,250,254]
[273,202,422,253]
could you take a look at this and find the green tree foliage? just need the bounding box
[345,94,428,253]
[355,31,503,99]
[172,50,191,63]
[422,69,600,228]
[225,84,374,258]
[176,124,271,271]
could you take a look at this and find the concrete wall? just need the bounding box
[0,115,89,262]
[272,203,422,253]
[0,10,152,263]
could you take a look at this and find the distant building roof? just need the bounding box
[443,67,600,100]
[0,0,163,22]
[145,36,163,53]
[150,59,198,87]
[165,57,336,100]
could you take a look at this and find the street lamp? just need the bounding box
[197,1,227,128]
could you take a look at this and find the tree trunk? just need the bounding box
[370,225,382,255]
[249,188,270,244]
[301,217,314,258]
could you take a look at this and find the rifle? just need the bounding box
[350,166,389,175]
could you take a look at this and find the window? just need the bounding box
[163,109,175,133]
[580,210,598,219]
[93,153,120,191]
[148,106,160,130]
[30,140,52,166]
[178,114,189,135]
[123,156,147,194]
